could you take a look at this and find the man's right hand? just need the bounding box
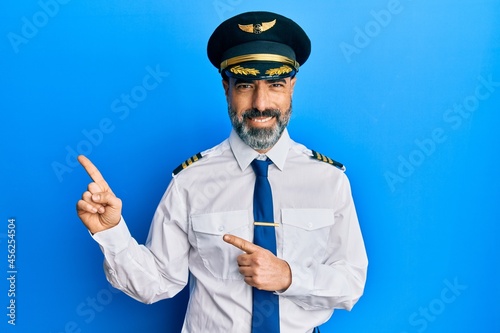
[76,155,122,234]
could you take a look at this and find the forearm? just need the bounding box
[93,217,188,304]
[280,257,367,310]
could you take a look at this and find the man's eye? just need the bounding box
[236,84,252,89]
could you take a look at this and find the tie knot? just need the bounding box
[251,159,271,177]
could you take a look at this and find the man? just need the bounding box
[76,11,368,333]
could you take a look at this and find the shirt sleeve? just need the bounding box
[92,179,190,304]
[278,173,368,311]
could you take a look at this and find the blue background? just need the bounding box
[1,0,499,332]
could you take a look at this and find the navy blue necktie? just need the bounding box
[251,159,280,333]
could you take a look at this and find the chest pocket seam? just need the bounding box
[281,208,335,230]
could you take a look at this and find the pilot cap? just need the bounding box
[207,11,311,80]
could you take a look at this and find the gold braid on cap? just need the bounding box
[265,65,293,76]
[230,65,260,76]
[220,54,300,72]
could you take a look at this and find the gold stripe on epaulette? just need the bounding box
[312,151,321,161]
[310,150,345,171]
[173,152,203,175]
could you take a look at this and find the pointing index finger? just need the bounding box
[77,155,110,191]
[223,234,259,254]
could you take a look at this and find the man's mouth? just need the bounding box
[249,116,274,123]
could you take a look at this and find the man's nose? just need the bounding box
[252,85,270,112]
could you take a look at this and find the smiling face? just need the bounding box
[223,76,296,153]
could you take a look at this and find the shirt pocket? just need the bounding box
[191,210,250,280]
[281,209,336,263]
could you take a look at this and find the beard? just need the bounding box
[228,102,292,151]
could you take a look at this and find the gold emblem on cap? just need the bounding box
[265,65,293,76]
[238,19,276,34]
[230,65,260,76]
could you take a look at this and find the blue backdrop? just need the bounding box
[1,0,499,332]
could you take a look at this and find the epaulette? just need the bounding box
[172,152,203,175]
[310,150,346,172]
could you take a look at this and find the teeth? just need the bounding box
[251,117,273,123]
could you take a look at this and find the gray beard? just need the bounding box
[228,104,292,151]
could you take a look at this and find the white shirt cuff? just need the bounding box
[91,217,132,255]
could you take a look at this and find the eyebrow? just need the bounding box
[234,79,253,85]
[267,78,287,84]
[233,78,287,86]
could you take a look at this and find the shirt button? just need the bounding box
[218,226,224,232]
[307,222,313,229]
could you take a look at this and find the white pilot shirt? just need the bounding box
[93,129,368,333]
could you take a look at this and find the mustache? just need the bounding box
[242,108,281,119]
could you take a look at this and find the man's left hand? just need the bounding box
[223,234,291,292]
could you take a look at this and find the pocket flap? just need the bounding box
[281,209,335,230]
[191,210,249,235]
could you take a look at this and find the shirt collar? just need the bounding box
[229,128,291,172]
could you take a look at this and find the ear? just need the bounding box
[222,79,230,99]
[290,76,297,96]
